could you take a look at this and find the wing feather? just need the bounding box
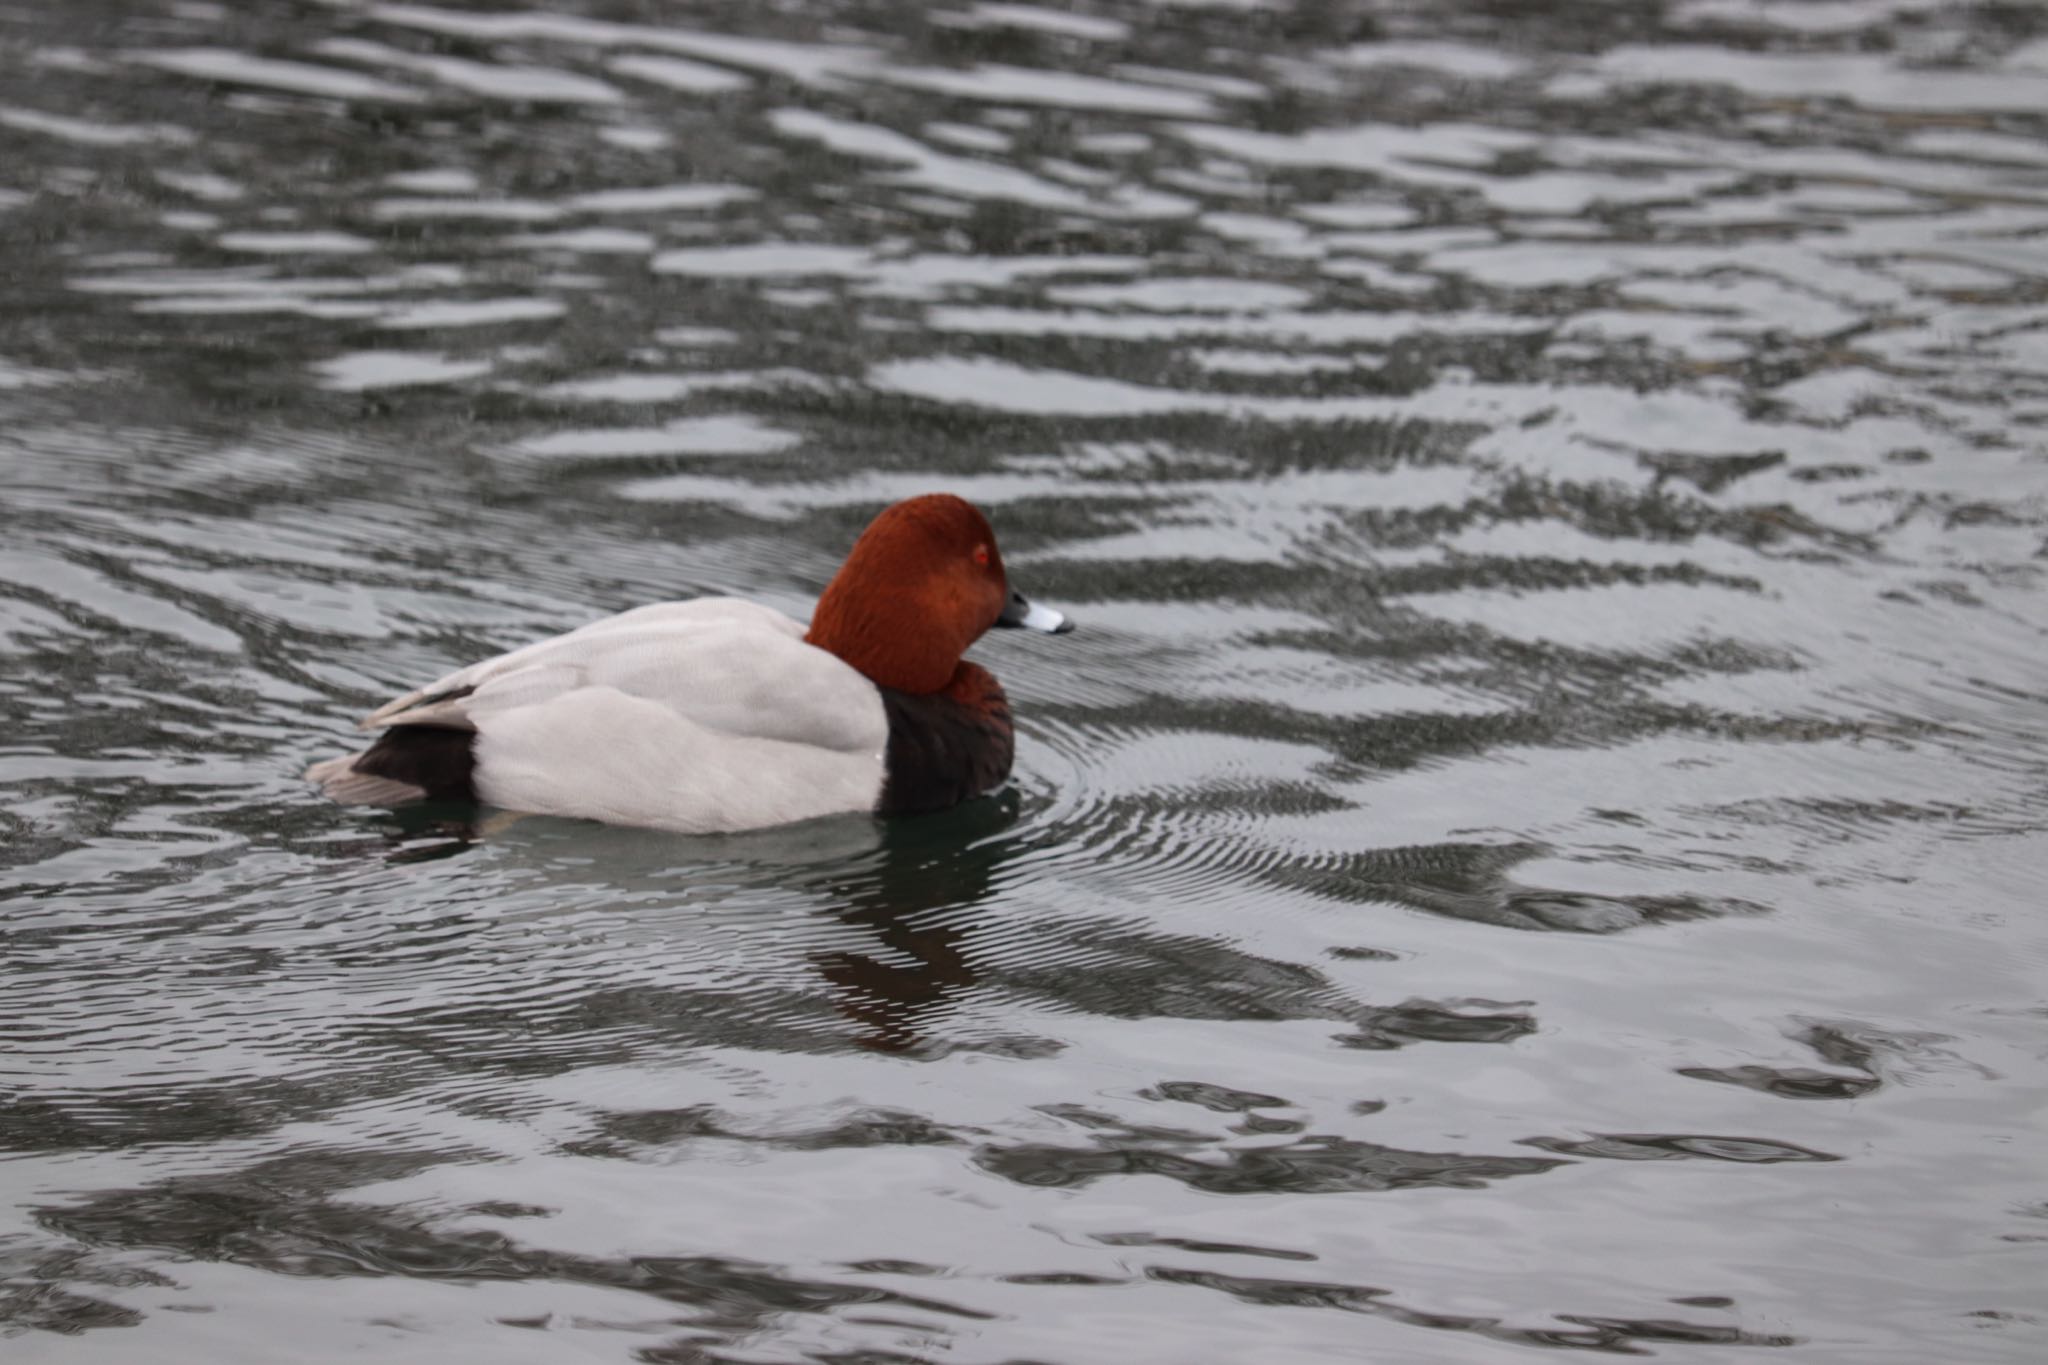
[357,597,882,754]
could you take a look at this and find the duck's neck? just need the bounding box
[807,588,963,695]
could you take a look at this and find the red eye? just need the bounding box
[972,543,990,566]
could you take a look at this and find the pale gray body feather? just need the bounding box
[342,598,889,833]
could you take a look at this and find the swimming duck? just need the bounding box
[307,493,1071,833]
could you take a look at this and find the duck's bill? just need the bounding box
[996,588,1073,633]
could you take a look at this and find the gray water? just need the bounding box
[3,1,2047,1361]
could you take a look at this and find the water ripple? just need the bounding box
[3,0,2047,1359]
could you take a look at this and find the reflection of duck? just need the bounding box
[373,791,1030,1054]
[308,495,1072,833]
[808,790,1023,1053]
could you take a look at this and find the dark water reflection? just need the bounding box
[5,0,2048,1360]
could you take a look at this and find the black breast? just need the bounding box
[875,685,1014,817]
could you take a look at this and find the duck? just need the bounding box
[306,493,1072,833]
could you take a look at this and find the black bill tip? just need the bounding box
[996,588,1073,633]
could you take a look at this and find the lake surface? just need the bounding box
[3,1,2047,1361]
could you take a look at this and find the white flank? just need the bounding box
[350,598,888,833]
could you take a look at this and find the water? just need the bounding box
[3,0,2046,1360]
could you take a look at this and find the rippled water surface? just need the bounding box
[4,0,2048,1360]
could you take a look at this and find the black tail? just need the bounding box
[355,725,479,803]
[310,725,479,806]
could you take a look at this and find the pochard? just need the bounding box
[307,494,1072,833]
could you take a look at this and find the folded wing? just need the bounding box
[363,598,881,755]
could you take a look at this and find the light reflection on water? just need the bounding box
[3,0,2048,1360]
